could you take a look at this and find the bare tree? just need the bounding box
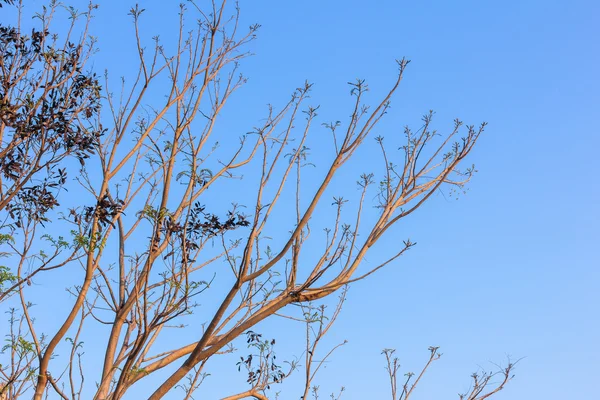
[382,348,516,400]
[0,1,510,399]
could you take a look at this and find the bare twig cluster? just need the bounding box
[383,348,516,400]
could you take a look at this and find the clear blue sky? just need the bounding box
[8,0,600,398]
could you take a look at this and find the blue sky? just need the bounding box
[5,0,599,398]
[236,2,600,398]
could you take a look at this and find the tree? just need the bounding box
[0,1,513,399]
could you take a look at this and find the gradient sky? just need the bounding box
[5,0,599,398]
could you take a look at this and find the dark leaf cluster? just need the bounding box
[83,195,124,228]
[186,202,250,239]
[7,166,67,227]
[0,22,102,224]
[236,331,286,389]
